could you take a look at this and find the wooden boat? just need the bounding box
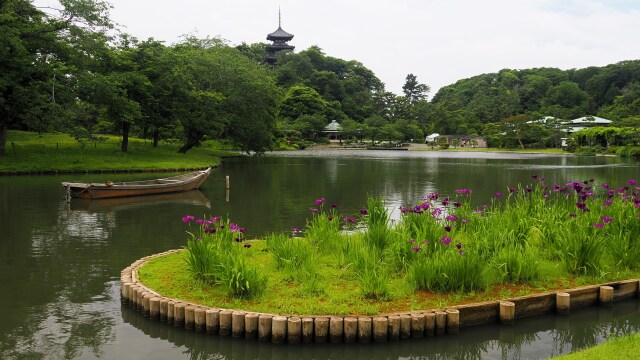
[69,190,211,211]
[62,168,211,200]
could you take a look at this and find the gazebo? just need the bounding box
[324,120,341,140]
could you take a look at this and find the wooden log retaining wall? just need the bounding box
[121,250,640,345]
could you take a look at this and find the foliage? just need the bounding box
[183,216,266,297]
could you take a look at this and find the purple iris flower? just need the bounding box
[440,235,452,246]
[601,216,613,223]
[182,215,195,223]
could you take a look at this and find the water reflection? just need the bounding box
[120,300,640,360]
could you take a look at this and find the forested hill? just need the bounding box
[430,60,640,132]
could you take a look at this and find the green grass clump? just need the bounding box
[183,217,266,298]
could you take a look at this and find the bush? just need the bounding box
[617,146,640,158]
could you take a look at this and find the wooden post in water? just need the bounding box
[399,314,411,339]
[149,297,160,320]
[142,293,152,317]
[446,309,460,334]
[387,315,400,341]
[329,317,344,343]
[206,309,220,334]
[314,317,329,343]
[167,301,175,325]
[184,306,196,330]
[357,317,372,343]
[411,312,425,338]
[499,301,515,324]
[373,317,388,343]
[245,313,259,340]
[556,292,571,315]
[301,317,314,343]
[219,310,232,336]
[231,311,246,337]
[160,299,168,322]
[425,312,436,336]
[599,286,614,306]
[226,176,230,189]
[195,308,206,332]
[174,303,185,327]
[271,316,287,344]
[287,317,302,344]
[435,311,447,335]
[258,314,272,341]
[343,317,357,343]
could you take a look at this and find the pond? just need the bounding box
[1,150,639,359]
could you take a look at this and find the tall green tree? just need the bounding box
[402,73,430,102]
[0,0,111,156]
[173,38,279,153]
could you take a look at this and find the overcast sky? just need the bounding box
[36,0,640,96]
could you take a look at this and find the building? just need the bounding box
[264,10,294,65]
[565,116,612,133]
[425,133,487,148]
[323,120,341,140]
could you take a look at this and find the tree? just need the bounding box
[363,115,388,144]
[172,40,279,153]
[402,73,430,102]
[0,0,111,156]
[279,85,327,121]
[541,81,592,119]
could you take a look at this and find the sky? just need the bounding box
[36,0,640,96]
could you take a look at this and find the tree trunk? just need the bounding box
[152,129,159,148]
[178,135,202,154]
[121,122,130,152]
[0,123,6,156]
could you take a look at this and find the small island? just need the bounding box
[123,176,640,343]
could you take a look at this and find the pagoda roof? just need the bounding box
[267,26,294,40]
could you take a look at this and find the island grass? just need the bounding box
[138,177,640,316]
[551,333,640,359]
[138,244,637,316]
[1,130,237,173]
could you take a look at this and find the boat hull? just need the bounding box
[62,168,211,199]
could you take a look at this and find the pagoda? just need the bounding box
[264,9,294,64]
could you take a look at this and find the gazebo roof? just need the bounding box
[568,116,612,124]
[324,120,341,132]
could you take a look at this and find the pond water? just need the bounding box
[1,150,639,359]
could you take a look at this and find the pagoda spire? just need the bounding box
[264,8,295,65]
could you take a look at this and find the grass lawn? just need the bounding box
[551,333,640,359]
[1,130,238,173]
